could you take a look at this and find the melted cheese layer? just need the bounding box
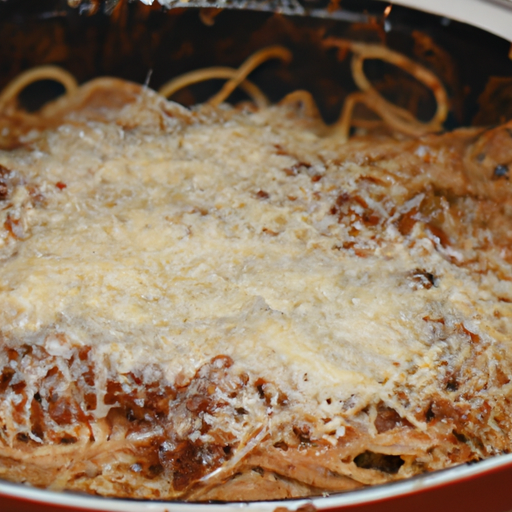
[0,99,511,435]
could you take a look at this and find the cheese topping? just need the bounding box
[0,98,511,456]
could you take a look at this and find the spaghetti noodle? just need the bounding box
[0,42,449,145]
[326,39,449,139]
[159,67,270,108]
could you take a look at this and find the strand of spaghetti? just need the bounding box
[208,46,292,108]
[0,66,78,113]
[279,90,323,119]
[324,38,449,136]
[351,52,447,131]
[367,93,439,136]
[334,91,370,141]
[334,89,436,138]
[280,88,386,137]
[38,77,144,119]
[158,67,269,109]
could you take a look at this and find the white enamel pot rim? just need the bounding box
[383,0,512,41]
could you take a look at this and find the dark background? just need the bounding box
[1,0,512,127]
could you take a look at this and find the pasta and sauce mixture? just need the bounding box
[0,42,511,501]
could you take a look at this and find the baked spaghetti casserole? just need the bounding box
[0,42,511,500]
